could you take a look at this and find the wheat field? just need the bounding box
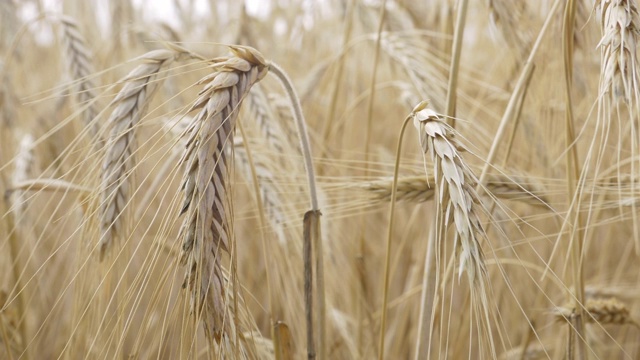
[1,0,640,359]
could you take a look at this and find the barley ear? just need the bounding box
[556,298,639,327]
[597,0,640,103]
[99,49,185,260]
[59,15,100,137]
[411,101,487,284]
[178,45,268,344]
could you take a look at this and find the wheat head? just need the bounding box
[99,48,186,259]
[411,101,486,284]
[178,45,268,343]
[361,173,549,207]
[555,297,638,326]
[59,15,100,136]
[598,0,640,103]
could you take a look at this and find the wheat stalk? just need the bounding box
[597,0,640,103]
[99,48,187,259]
[178,45,268,344]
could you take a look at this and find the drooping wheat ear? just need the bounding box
[179,45,268,343]
[411,101,486,284]
[361,173,549,207]
[597,0,640,103]
[59,15,100,136]
[99,48,187,260]
[555,298,639,326]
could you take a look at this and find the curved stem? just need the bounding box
[268,62,324,359]
[268,62,319,211]
[378,114,413,360]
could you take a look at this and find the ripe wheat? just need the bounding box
[178,45,268,343]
